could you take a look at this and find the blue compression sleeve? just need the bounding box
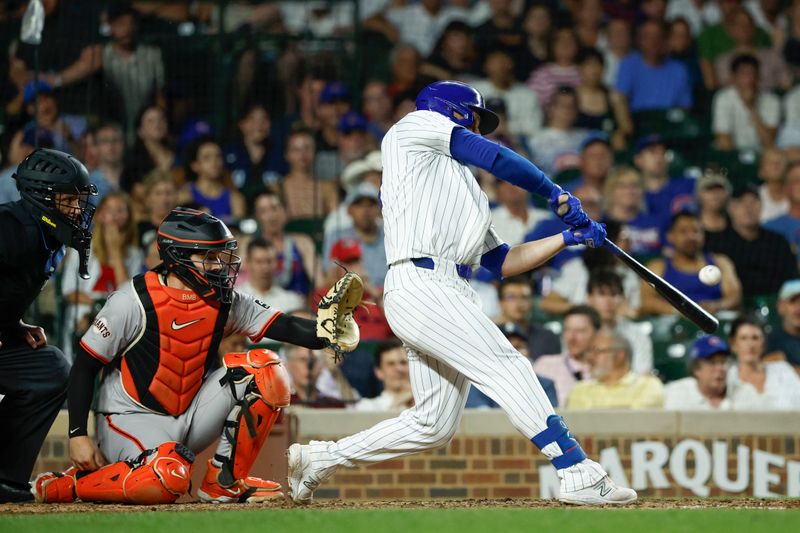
[450,127,556,198]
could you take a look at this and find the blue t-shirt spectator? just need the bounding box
[615,52,693,111]
[466,377,559,408]
[645,177,696,225]
[623,213,664,261]
[765,215,800,262]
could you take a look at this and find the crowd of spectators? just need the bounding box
[2,0,800,412]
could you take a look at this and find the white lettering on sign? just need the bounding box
[712,442,749,493]
[670,439,711,496]
[536,439,800,499]
[753,450,784,498]
[599,447,629,488]
[631,441,669,491]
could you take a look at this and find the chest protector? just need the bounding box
[121,272,230,416]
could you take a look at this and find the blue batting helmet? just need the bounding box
[415,81,499,135]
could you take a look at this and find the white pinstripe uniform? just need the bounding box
[307,111,606,491]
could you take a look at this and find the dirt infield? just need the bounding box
[2,497,799,514]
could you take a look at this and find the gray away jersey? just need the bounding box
[80,279,281,364]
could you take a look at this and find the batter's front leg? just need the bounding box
[380,281,637,505]
[287,349,471,503]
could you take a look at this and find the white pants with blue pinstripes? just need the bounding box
[313,260,606,491]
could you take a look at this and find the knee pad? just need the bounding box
[222,349,291,408]
[76,442,195,504]
[531,415,587,470]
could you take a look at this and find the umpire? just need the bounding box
[0,149,96,502]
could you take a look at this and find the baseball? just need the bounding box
[699,265,722,286]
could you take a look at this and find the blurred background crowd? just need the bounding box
[2,0,800,412]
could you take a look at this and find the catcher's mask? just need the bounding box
[157,207,240,303]
[13,148,97,279]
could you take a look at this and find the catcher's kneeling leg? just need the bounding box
[198,349,290,503]
[34,442,194,504]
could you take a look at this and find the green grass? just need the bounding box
[1,508,799,533]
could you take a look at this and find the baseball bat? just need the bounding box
[555,195,718,332]
[604,238,719,333]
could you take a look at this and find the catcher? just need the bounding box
[33,207,362,504]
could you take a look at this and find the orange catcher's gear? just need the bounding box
[213,349,289,487]
[33,442,195,504]
[197,460,282,503]
[120,271,230,416]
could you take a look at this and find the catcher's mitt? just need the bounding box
[316,272,364,361]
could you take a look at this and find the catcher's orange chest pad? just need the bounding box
[122,272,221,415]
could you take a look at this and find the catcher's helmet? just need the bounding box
[13,148,97,278]
[415,80,499,135]
[157,207,240,303]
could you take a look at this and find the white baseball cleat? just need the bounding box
[558,475,637,506]
[286,442,337,505]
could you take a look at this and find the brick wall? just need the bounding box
[34,410,800,499]
[302,434,800,499]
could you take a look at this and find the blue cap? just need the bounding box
[580,131,610,152]
[23,80,53,104]
[320,82,350,104]
[690,335,731,359]
[338,111,369,134]
[634,134,666,154]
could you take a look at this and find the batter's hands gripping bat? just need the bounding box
[555,195,718,333]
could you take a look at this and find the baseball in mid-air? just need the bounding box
[699,265,722,286]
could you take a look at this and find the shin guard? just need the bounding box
[217,349,290,485]
[531,415,587,470]
[75,442,195,504]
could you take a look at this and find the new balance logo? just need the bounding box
[171,318,204,330]
[303,479,319,491]
[594,481,613,497]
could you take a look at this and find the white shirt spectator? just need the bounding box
[727,361,800,410]
[550,258,642,311]
[471,80,543,139]
[777,86,800,148]
[616,318,653,375]
[386,4,469,57]
[490,204,550,246]
[529,128,588,177]
[470,279,501,319]
[354,390,412,411]
[759,183,789,223]
[666,0,721,36]
[744,0,789,35]
[602,51,624,88]
[238,281,304,314]
[712,87,781,150]
[663,376,762,410]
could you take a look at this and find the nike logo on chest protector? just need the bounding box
[171,318,205,330]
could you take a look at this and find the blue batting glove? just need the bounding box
[549,186,589,228]
[562,221,607,248]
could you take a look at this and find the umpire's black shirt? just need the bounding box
[0,200,65,338]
